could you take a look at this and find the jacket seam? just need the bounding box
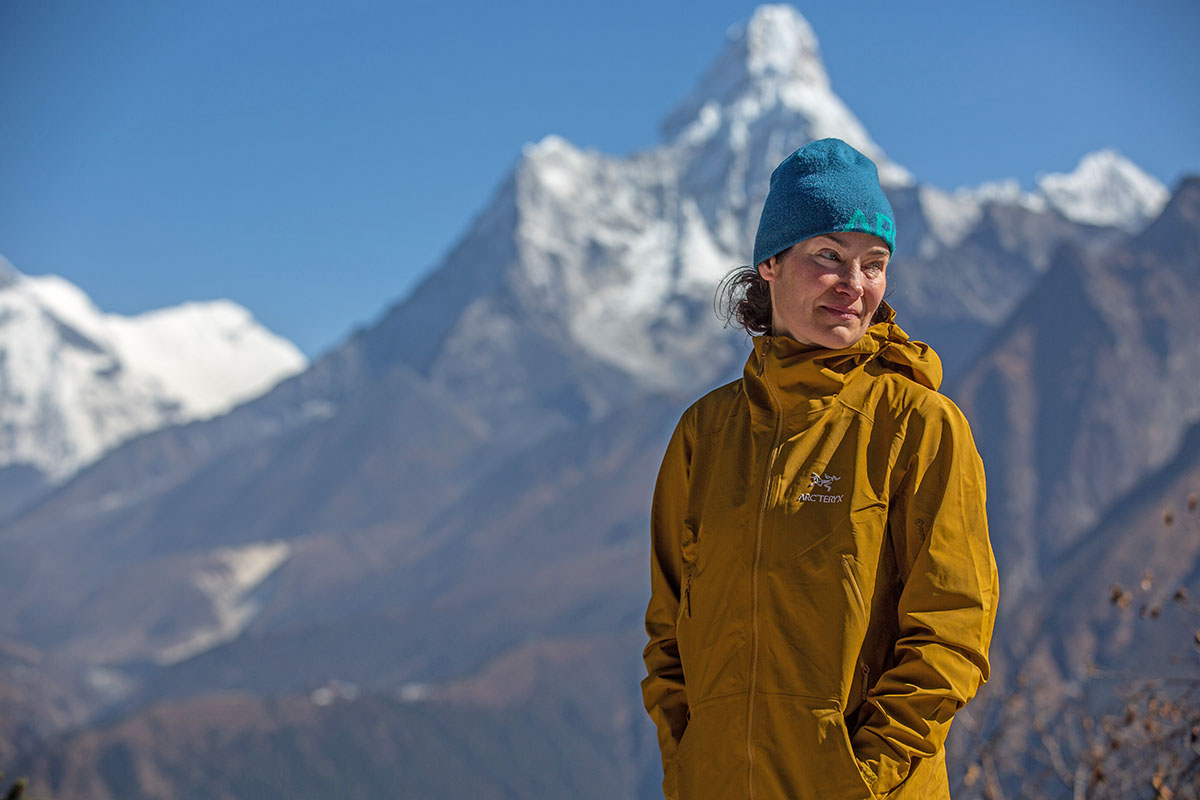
[834,394,879,424]
[754,689,842,704]
[688,690,749,713]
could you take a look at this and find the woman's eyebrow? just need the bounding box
[816,234,888,256]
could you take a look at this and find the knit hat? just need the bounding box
[752,138,896,267]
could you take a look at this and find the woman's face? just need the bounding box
[758,232,889,349]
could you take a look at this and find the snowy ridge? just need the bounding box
[914,181,1049,255]
[0,257,306,480]
[1035,149,1168,231]
[960,178,1048,211]
[915,150,1165,255]
[105,300,302,419]
[511,137,741,390]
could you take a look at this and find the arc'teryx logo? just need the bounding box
[799,472,844,504]
[809,472,838,491]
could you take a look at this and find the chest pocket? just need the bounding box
[676,498,754,626]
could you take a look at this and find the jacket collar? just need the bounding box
[742,302,942,425]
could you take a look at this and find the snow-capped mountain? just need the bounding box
[933,149,1170,239]
[429,4,921,400]
[0,256,306,482]
[429,4,1154,399]
[1036,148,1169,231]
[407,5,953,408]
[889,149,1165,342]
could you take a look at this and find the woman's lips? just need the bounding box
[821,304,859,320]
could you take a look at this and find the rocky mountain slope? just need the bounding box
[953,176,1200,604]
[22,675,639,800]
[954,420,1200,799]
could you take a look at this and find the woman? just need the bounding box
[641,138,998,800]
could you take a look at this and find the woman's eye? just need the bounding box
[818,250,840,261]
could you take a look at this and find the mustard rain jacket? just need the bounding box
[641,309,998,799]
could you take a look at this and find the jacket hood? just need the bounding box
[743,301,942,418]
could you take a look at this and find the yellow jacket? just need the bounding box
[641,310,998,799]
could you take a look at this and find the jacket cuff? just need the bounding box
[854,748,904,797]
[852,728,909,797]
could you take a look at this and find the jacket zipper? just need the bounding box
[747,339,782,800]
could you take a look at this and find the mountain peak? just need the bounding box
[1036,149,1169,232]
[737,5,826,87]
[660,5,910,185]
[662,5,827,139]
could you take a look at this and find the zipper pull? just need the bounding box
[757,336,772,377]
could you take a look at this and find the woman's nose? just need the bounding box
[838,267,864,295]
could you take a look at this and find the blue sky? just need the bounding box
[2,0,1198,357]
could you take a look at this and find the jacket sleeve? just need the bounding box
[851,398,999,797]
[640,411,694,800]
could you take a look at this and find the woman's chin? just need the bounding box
[810,326,867,350]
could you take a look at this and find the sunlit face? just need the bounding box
[757,232,889,349]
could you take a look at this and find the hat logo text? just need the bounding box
[843,209,895,247]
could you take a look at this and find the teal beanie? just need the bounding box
[752,138,896,266]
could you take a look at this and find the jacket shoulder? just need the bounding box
[869,376,983,477]
[859,361,972,430]
[679,378,746,439]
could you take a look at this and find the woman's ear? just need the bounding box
[758,257,777,281]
